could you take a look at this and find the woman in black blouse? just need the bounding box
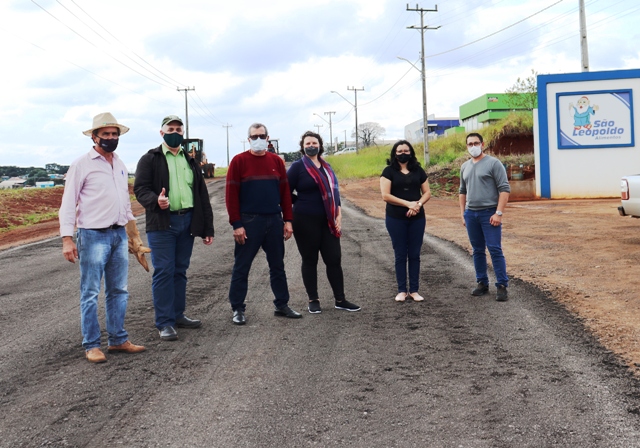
[379,140,431,302]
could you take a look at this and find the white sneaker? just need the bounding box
[395,292,407,302]
[410,292,424,302]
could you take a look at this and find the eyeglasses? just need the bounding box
[466,141,482,147]
[249,134,267,140]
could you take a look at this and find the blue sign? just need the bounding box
[556,89,634,149]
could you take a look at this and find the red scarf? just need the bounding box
[301,155,341,237]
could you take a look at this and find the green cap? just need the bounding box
[161,115,184,127]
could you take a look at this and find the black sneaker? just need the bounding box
[308,300,322,314]
[496,285,508,302]
[471,282,489,296]
[335,300,361,312]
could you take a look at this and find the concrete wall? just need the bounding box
[537,69,640,198]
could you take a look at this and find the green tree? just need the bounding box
[505,69,538,110]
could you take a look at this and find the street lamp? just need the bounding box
[331,87,364,153]
[398,56,428,165]
[313,112,336,153]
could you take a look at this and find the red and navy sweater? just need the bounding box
[225,151,293,229]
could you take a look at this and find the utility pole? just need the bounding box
[331,88,364,153]
[314,124,323,135]
[223,124,232,166]
[313,112,336,153]
[324,111,336,153]
[347,86,364,153]
[344,130,347,150]
[406,4,439,166]
[177,86,195,139]
[579,0,589,72]
[240,140,246,151]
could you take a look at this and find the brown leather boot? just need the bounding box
[107,340,146,354]
[85,348,107,363]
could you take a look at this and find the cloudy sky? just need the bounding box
[2,0,639,171]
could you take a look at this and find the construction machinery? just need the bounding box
[184,139,215,178]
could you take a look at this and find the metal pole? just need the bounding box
[314,124,323,134]
[324,111,335,153]
[348,86,364,153]
[177,87,195,139]
[579,0,589,72]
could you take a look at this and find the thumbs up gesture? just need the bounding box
[158,187,170,210]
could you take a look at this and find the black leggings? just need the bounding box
[292,213,345,301]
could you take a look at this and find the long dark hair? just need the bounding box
[386,140,420,171]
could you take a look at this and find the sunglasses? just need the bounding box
[249,134,267,140]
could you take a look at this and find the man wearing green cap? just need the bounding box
[134,115,214,341]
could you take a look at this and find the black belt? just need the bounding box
[89,224,123,231]
[170,208,193,215]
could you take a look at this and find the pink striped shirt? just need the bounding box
[59,148,134,237]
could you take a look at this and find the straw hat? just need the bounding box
[82,112,130,136]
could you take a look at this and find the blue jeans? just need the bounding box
[228,213,290,311]
[385,216,426,293]
[464,207,508,287]
[77,228,129,350]
[147,212,195,329]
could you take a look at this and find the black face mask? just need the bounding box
[396,153,411,164]
[304,146,319,157]
[97,138,119,153]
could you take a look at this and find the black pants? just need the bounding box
[292,213,345,301]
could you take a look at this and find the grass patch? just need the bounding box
[326,112,534,197]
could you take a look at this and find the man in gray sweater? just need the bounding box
[459,132,511,301]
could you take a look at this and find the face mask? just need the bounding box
[304,146,319,157]
[97,137,119,153]
[396,153,410,164]
[250,138,268,153]
[467,145,482,158]
[163,132,184,148]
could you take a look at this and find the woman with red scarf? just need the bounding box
[287,131,361,314]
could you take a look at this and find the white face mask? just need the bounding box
[467,144,482,158]
[250,138,268,153]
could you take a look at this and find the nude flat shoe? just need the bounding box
[410,292,425,302]
[395,292,407,302]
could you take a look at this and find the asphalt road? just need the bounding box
[2,180,640,447]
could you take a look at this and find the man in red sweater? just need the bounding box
[225,122,302,325]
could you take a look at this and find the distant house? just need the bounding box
[0,177,27,189]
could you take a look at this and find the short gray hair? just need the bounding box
[247,122,268,138]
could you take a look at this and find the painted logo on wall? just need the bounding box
[556,89,634,149]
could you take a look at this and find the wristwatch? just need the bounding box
[418,201,423,207]
[496,211,503,216]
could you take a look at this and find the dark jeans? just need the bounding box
[463,207,508,287]
[292,213,345,302]
[146,212,195,329]
[228,213,290,312]
[385,215,426,293]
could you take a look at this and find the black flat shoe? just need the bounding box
[159,326,178,341]
[274,306,302,319]
[233,310,246,325]
[176,315,202,328]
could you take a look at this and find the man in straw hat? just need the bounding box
[59,112,147,363]
[134,115,214,341]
